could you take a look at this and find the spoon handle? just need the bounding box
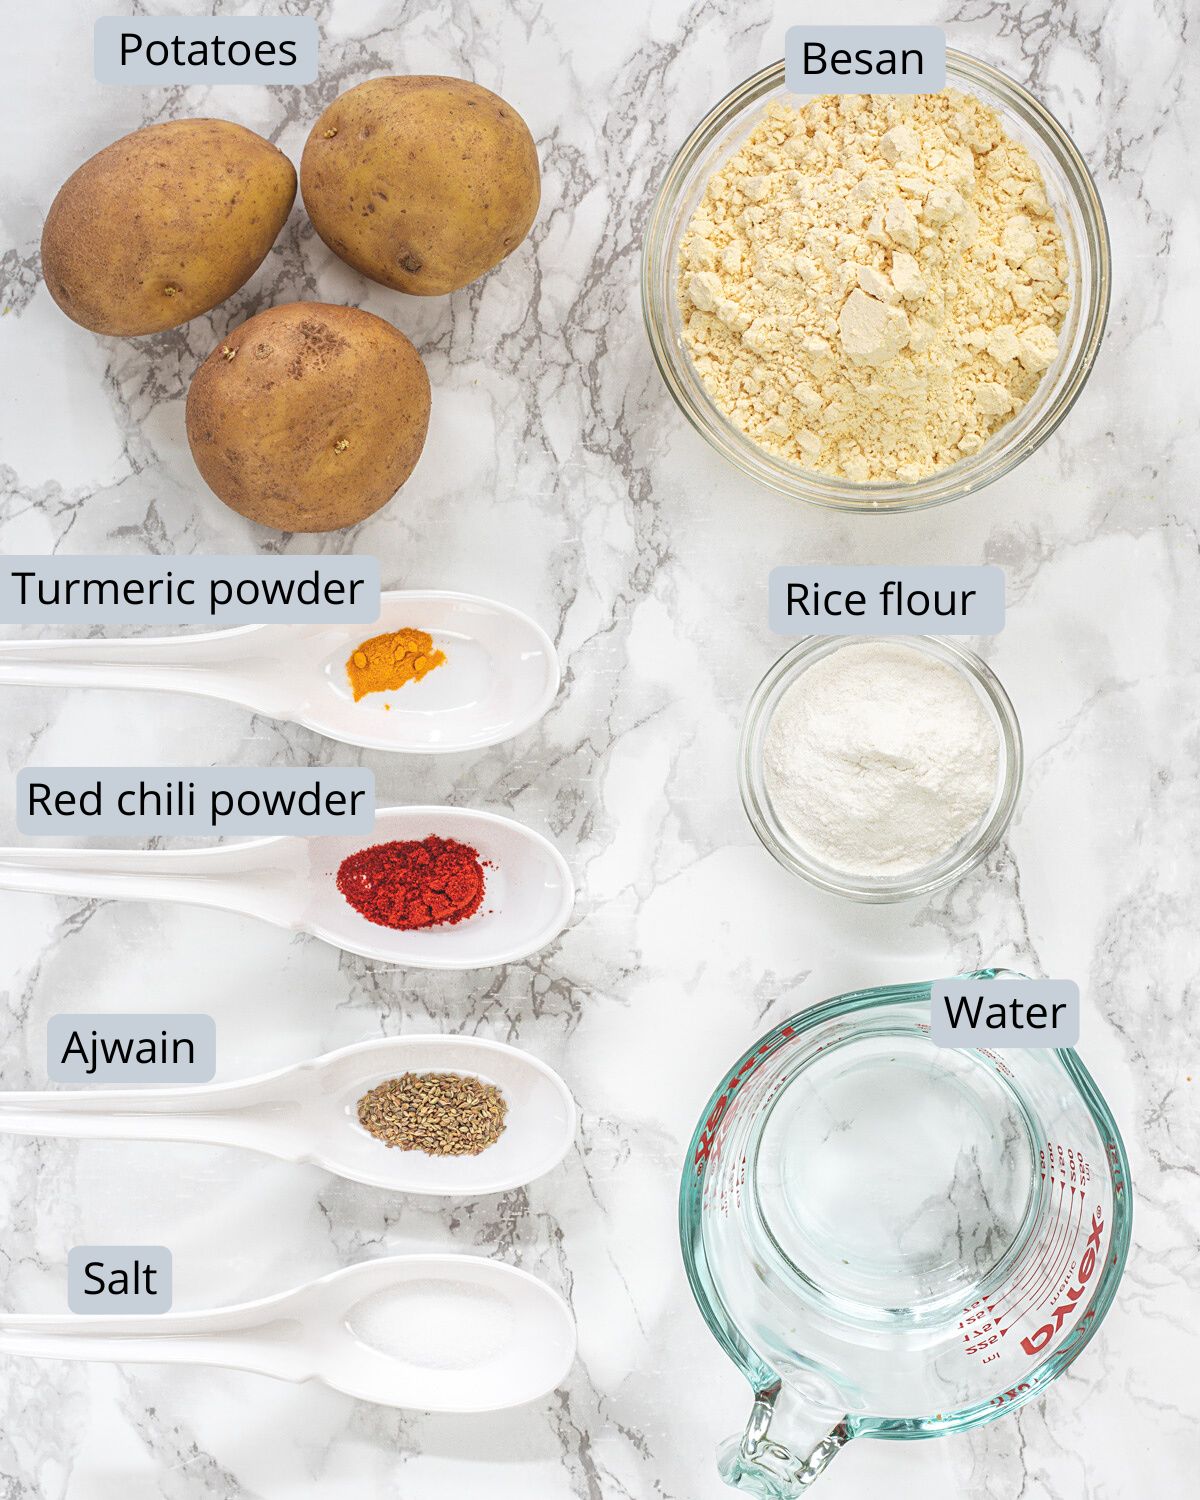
[0,1082,283,1150]
[0,634,250,694]
[0,843,298,924]
[0,1305,308,1380]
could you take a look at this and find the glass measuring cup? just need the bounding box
[680,974,1131,1495]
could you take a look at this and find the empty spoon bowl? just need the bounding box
[0,1035,577,1194]
[0,591,560,753]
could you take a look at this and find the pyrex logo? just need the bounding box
[1020,1205,1105,1356]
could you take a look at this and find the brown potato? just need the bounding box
[41,119,296,337]
[185,302,430,533]
[301,76,539,296]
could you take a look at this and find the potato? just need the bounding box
[185,302,430,533]
[301,76,539,296]
[41,119,296,336]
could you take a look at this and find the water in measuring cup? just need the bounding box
[693,1005,1122,1426]
[752,1032,1038,1327]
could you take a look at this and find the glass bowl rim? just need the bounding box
[738,635,1024,902]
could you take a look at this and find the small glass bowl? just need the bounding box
[642,52,1111,512]
[738,636,1023,902]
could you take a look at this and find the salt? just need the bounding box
[348,1280,513,1370]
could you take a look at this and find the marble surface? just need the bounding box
[1,0,1197,1496]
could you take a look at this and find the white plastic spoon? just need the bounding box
[0,1255,576,1412]
[0,805,574,968]
[0,1035,576,1194]
[0,591,559,753]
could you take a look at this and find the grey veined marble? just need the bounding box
[0,0,1197,1496]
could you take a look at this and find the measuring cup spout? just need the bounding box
[717,1383,849,1498]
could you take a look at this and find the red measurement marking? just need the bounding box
[959,1145,1100,1362]
[979,1046,1017,1080]
[692,1027,796,1174]
[989,1381,1031,1409]
[987,1177,1070,1320]
[1020,1203,1106,1357]
[1001,1185,1085,1329]
[1000,1177,1083,1327]
[1106,1140,1126,1196]
[987,1145,1074,1315]
[1029,1190,1086,1315]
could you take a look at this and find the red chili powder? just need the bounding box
[336,835,486,931]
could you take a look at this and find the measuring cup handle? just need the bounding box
[717,1388,849,1497]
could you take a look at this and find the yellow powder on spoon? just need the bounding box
[345,627,446,702]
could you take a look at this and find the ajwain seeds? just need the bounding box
[357,1071,508,1156]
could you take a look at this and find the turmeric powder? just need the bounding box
[345,627,446,702]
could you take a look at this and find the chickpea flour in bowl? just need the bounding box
[739,637,1023,901]
[642,51,1109,511]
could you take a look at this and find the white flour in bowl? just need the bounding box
[762,642,1000,877]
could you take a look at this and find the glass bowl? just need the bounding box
[642,52,1111,512]
[738,636,1023,901]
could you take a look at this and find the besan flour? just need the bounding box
[678,90,1069,481]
